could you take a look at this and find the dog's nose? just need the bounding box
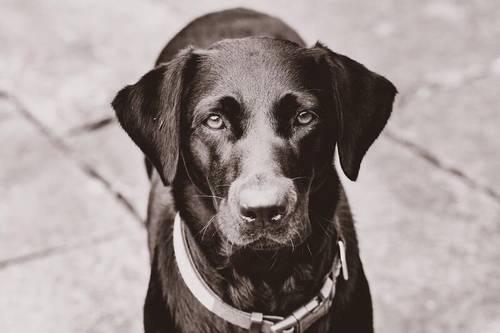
[239,186,287,225]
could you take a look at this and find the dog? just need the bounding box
[112,8,396,333]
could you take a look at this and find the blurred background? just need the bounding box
[1,0,499,332]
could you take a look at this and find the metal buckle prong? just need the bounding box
[269,315,297,333]
[269,293,329,333]
[338,240,349,280]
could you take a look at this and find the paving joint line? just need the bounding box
[384,129,500,206]
[66,116,116,137]
[2,91,143,222]
[0,230,129,270]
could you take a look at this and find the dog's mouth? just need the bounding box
[220,233,308,254]
[215,215,311,252]
[245,233,307,250]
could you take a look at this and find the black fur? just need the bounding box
[112,7,396,333]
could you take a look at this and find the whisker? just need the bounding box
[180,151,205,195]
[269,251,280,271]
[198,214,218,240]
[228,237,234,256]
[302,88,323,93]
[318,215,336,225]
[294,229,304,244]
[193,194,224,200]
[290,176,311,182]
[215,184,232,188]
[306,243,313,257]
[304,167,315,196]
[315,217,335,239]
[289,236,295,252]
[205,178,220,210]
[179,151,223,211]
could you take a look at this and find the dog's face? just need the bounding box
[183,39,336,249]
[112,37,396,251]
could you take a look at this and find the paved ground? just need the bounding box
[1,0,499,332]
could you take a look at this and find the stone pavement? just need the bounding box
[1,0,499,332]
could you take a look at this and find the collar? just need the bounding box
[173,213,348,333]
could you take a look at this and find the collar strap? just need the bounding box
[173,213,348,333]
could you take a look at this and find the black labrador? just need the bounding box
[112,8,396,333]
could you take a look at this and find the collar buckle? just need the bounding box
[269,276,335,333]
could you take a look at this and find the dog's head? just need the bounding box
[112,37,396,251]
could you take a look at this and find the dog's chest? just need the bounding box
[167,265,333,333]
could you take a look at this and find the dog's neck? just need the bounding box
[175,169,342,315]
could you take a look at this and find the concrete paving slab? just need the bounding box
[358,0,500,93]
[341,136,500,333]
[0,233,149,333]
[389,75,500,193]
[0,0,185,135]
[0,95,17,122]
[66,122,150,220]
[0,108,140,263]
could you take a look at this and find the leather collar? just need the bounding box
[173,213,348,333]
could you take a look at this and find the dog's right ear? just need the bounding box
[111,47,195,185]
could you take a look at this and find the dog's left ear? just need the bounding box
[311,42,397,181]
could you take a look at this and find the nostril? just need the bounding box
[268,205,286,223]
[240,206,258,223]
[270,214,282,223]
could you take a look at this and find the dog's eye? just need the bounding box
[204,114,225,130]
[295,111,317,126]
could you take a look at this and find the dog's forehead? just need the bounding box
[197,38,313,102]
[207,37,303,59]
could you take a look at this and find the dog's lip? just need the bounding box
[217,229,300,250]
[214,210,310,249]
[242,231,309,250]
[246,236,285,250]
